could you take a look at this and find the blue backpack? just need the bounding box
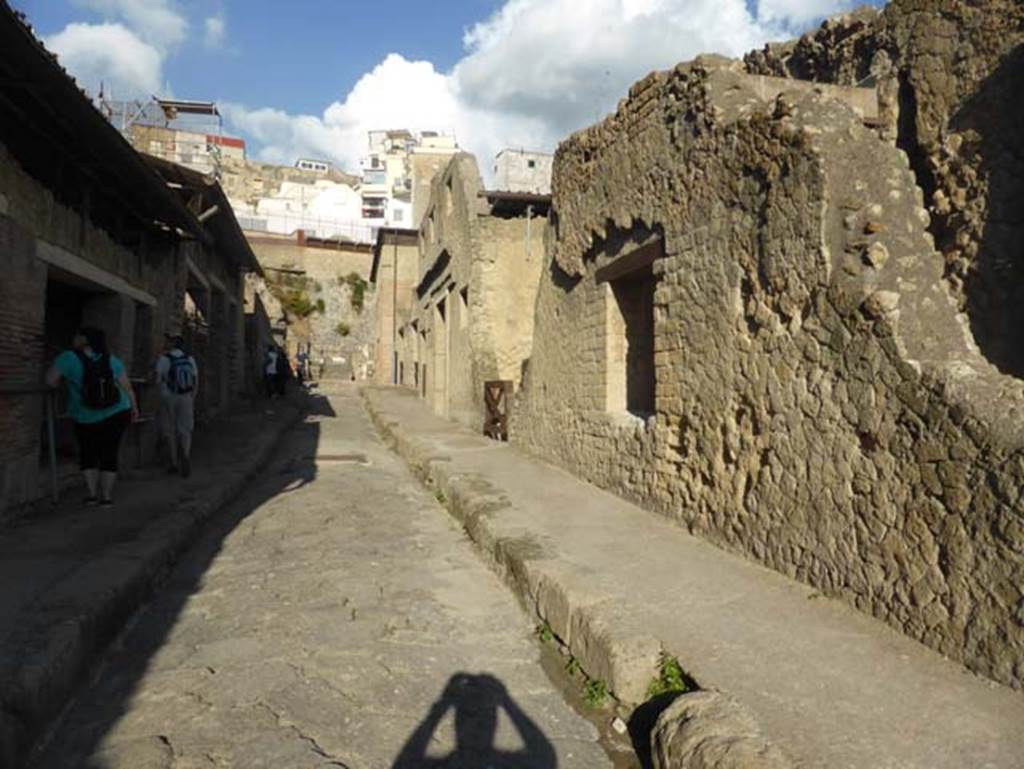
[166,354,196,394]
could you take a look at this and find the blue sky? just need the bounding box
[12,0,884,173]
[15,1,506,114]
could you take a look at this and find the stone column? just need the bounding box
[0,217,46,517]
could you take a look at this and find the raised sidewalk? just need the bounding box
[0,398,303,767]
[363,386,1024,769]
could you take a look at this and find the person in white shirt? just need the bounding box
[155,333,199,477]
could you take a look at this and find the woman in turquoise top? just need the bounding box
[46,326,138,507]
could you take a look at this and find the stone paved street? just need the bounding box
[32,385,613,769]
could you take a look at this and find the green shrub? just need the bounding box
[340,272,368,313]
[335,322,351,337]
[282,290,315,318]
[647,654,691,699]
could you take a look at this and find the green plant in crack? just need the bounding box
[433,487,447,504]
[565,656,582,677]
[335,322,351,337]
[582,678,609,709]
[646,653,691,699]
[339,272,368,313]
[536,622,554,645]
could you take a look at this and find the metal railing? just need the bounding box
[0,384,59,503]
[235,213,377,244]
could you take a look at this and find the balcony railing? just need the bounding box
[235,213,376,243]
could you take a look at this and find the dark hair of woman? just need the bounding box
[79,326,108,356]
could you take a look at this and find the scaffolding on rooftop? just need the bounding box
[98,92,227,180]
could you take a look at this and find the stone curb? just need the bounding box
[364,398,661,703]
[362,390,791,769]
[0,405,303,768]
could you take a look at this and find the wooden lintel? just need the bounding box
[595,237,664,284]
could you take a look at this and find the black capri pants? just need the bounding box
[74,410,132,472]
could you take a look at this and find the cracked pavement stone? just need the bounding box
[32,387,614,769]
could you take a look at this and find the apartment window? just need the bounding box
[527,159,537,169]
[605,263,656,418]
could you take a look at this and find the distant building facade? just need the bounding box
[382,153,549,430]
[362,130,459,230]
[493,149,553,194]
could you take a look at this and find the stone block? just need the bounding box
[650,691,792,769]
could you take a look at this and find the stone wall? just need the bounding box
[397,154,545,431]
[745,0,1024,376]
[220,156,359,205]
[372,237,420,386]
[513,59,1024,689]
[248,235,375,375]
[0,139,184,516]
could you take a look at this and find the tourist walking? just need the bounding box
[274,345,290,397]
[46,326,138,507]
[155,333,198,477]
[264,345,279,399]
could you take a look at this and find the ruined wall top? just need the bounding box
[745,0,1024,375]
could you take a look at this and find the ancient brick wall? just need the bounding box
[0,212,47,514]
[0,139,183,515]
[513,60,1024,689]
[398,154,546,431]
[745,0,1024,376]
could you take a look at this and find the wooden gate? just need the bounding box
[483,380,513,441]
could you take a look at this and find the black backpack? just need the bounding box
[75,351,120,409]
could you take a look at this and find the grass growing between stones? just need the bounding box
[583,678,610,709]
[536,621,555,644]
[646,653,694,699]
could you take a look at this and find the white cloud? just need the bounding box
[204,15,225,48]
[224,0,872,176]
[44,22,163,96]
[74,0,188,50]
[757,0,860,26]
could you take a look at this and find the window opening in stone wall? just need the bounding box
[605,263,656,418]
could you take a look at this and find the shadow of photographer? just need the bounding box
[392,672,558,769]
